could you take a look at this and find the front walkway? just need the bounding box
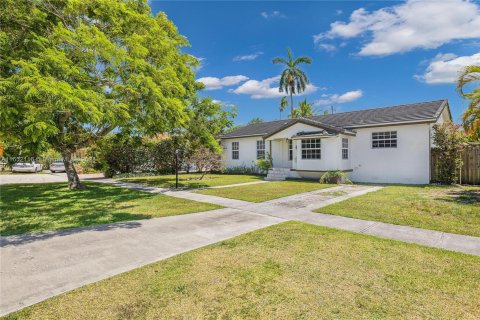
[2,179,479,316]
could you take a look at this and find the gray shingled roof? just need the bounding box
[221,99,448,139]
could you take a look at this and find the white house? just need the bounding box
[221,100,452,184]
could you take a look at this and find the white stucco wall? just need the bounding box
[222,136,263,169]
[222,116,446,184]
[293,136,348,172]
[349,123,431,184]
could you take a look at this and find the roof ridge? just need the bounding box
[310,99,447,119]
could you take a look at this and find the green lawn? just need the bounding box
[0,182,221,236]
[317,185,480,237]
[119,173,263,189]
[6,222,479,319]
[196,179,334,202]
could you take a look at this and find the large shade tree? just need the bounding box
[457,65,480,140]
[272,48,312,117]
[0,0,200,189]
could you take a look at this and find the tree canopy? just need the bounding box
[247,117,264,125]
[291,99,315,118]
[0,0,202,188]
[457,65,480,140]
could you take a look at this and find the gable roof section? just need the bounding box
[221,119,293,139]
[221,99,449,139]
[263,118,356,139]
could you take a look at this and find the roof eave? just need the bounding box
[346,118,438,129]
[221,133,266,140]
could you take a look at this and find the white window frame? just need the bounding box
[288,139,293,161]
[301,139,321,160]
[342,138,348,159]
[232,142,239,159]
[256,140,265,159]
[372,131,397,149]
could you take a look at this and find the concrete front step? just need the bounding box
[265,167,293,181]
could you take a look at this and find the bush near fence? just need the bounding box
[431,143,480,185]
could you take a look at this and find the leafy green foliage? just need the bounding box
[319,171,352,184]
[183,97,236,153]
[0,0,200,188]
[247,117,263,125]
[291,99,315,118]
[279,96,288,119]
[457,65,480,140]
[223,165,259,175]
[39,148,62,169]
[432,123,465,184]
[255,153,273,174]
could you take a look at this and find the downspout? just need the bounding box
[429,125,432,183]
[269,140,272,167]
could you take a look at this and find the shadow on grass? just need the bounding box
[0,220,142,247]
[442,188,480,205]
[0,183,154,237]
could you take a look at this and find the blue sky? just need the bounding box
[150,0,480,125]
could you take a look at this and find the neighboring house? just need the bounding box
[221,100,452,184]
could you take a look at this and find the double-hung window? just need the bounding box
[342,138,349,159]
[372,131,397,148]
[301,139,321,159]
[232,142,239,159]
[288,140,293,161]
[256,140,265,159]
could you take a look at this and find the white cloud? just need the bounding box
[261,11,287,19]
[314,90,363,106]
[314,0,480,56]
[317,44,336,52]
[233,52,264,62]
[415,53,480,84]
[197,75,249,90]
[230,76,318,99]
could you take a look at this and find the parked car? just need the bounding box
[12,162,43,173]
[50,161,66,173]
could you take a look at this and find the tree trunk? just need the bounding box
[62,150,84,190]
[290,93,294,118]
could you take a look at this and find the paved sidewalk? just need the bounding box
[206,180,268,189]
[0,173,103,185]
[0,209,283,316]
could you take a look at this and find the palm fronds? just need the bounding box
[457,65,480,140]
[272,48,312,116]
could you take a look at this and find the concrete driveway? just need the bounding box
[0,172,103,185]
[0,209,283,316]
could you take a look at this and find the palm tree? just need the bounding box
[457,65,480,140]
[272,48,312,116]
[291,99,315,118]
[279,96,288,119]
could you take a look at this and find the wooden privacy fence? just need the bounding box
[431,143,480,185]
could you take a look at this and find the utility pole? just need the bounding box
[175,149,179,189]
[331,105,334,114]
